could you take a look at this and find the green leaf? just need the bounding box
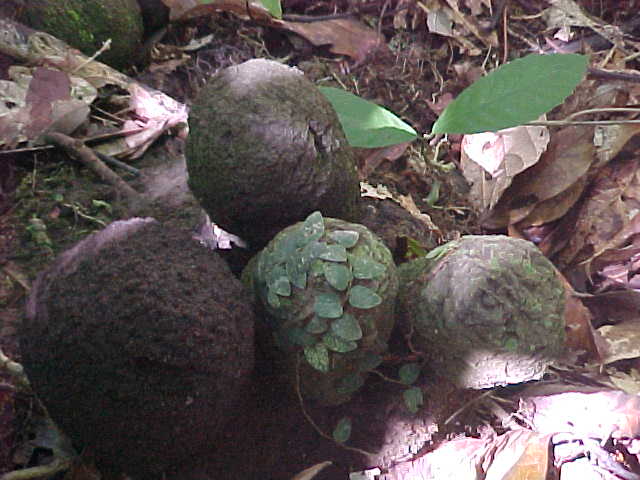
[286,256,307,289]
[323,262,352,291]
[398,363,421,385]
[331,313,362,341]
[358,352,383,371]
[306,315,328,334]
[332,417,352,443]
[336,373,365,395]
[318,86,418,148]
[322,332,358,352]
[403,387,424,413]
[258,0,282,18]
[431,53,588,134]
[329,230,360,248]
[318,244,348,262]
[314,292,343,318]
[348,285,382,309]
[301,211,325,244]
[304,343,330,372]
[351,256,386,279]
[405,236,429,259]
[270,276,291,296]
[425,242,456,261]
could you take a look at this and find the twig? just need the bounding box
[71,39,111,74]
[444,389,495,425]
[43,132,141,204]
[294,355,375,458]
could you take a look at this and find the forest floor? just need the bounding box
[2,1,640,479]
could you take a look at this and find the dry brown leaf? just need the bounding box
[556,156,640,270]
[558,273,601,360]
[495,432,553,480]
[461,124,550,213]
[163,0,273,22]
[483,126,594,229]
[598,321,640,364]
[281,18,385,64]
[354,142,410,178]
[522,390,640,439]
[595,123,640,168]
[516,176,587,227]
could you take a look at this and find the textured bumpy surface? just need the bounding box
[22,219,255,478]
[186,59,361,250]
[243,212,398,405]
[398,235,566,388]
[20,0,144,70]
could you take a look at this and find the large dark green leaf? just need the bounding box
[431,54,588,134]
[318,86,418,148]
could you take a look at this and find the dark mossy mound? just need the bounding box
[186,59,361,250]
[22,218,255,478]
[20,0,143,70]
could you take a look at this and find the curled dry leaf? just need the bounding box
[281,18,386,65]
[461,123,550,213]
[482,125,594,229]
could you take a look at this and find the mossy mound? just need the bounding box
[20,0,144,70]
[22,218,255,478]
[398,235,566,389]
[186,59,361,250]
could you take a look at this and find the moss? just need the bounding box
[398,235,566,388]
[186,59,361,250]
[20,0,143,70]
[11,163,121,280]
[22,221,255,477]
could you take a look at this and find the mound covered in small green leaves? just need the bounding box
[243,211,398,405]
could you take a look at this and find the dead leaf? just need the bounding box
[281,18,385,64]
[355,142,409,178]
[461,124,550,213]
[482,126,594,229]
[521,390,640,439]
[594,123,640,168]
[163,0,273,22]
[515,176,587,227]
[558,273,601,360]
[598,321,640,364]
[556,155,640,270]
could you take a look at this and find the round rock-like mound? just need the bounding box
[22,218,255,478]
[398,235,566,389]
[186,59,361,250]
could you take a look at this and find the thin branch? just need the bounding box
[294,355,375,458]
